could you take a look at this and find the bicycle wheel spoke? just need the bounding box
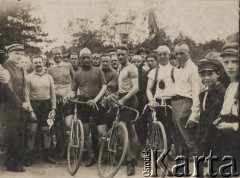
[67,120,84,176]
[98,123,128,178]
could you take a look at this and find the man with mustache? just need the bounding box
[1,44,31,172]
[68,48,107,167]
[26,55,56,165]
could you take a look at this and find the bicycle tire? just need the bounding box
[67,119,84,176]
[150,121,168,177]
[98,122,128,178]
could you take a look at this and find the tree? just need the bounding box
[0,1,49,53]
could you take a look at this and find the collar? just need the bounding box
[181,58,192,69]
[206,82,223,91]
[33,70,46,76]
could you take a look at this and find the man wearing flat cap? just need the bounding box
[136,47,151,72]
[1,44,32,172]
[214,32,240,172]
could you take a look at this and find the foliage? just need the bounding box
[0,1,49,54]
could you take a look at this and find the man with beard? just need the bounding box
[47,47,75,158]
[117,46,139,176]
[67,48,107,167]
[26,55,56,166]
[69,52,79,71]
[1,44,31,172]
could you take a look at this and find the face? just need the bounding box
[111,56,119,70]
[92,55,100,67]
[174,44,190,67]
[222,55,239,81]
[32,57,44,73]
[131,56,142,67]
[70,54,78,67]
[81,55,92,68]
[19,57,29,71]
[146,57,157,69]
[157,50,170,66]
[117,49,128,66]
[199,70,220,87]
[139,51,147,61]
[109,51,116,58]
[8,50,24,64]
[52,48,62,63]
[48,60,55,68]
[169,59,179,67]
[101,56,111,70]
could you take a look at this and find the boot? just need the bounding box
[126,159,136,176]
[44,149,56,164]
[85,154,96,167]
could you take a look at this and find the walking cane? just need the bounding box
[21,67,27,155]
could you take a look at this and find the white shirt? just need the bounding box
[148,63,175,98]
[221,82,239,116]
[174,59,203,122]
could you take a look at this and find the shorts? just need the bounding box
[56,98,74,121]
[30,99,51,126]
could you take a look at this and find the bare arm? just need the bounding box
[93,84,107,103]
[120,78,139,103]
[146,78,155,102]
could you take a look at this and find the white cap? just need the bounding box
[79,48,92,57]
[156,45,170,53]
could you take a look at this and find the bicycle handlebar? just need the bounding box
[68,98,99,111]
[108,94,139,124]
[142,103,172,115]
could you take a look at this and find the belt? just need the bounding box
[172,95,190,101]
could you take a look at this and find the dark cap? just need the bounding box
[169,53,176,60]
[220,32,239,57]
[135,47,150,55]
[197,58,223,73]
[6,44,24,53]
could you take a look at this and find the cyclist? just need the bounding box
[146,45,175,151]
[47,47,75,157]
[116,46,139,176]
[26,55,56,165]
[68,48,107,167]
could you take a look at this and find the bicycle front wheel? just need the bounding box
[150,121,168,177]
[67,119,84,176]
[98,122,128,178]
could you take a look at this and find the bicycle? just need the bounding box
[67,98,87,176]
[98,96,139,178]
[142,98,172,177]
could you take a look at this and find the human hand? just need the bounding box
[149,101,158,109]
[87,99,96,107]
[185,120,198,129]
[22,102,30,110]
[216,122,234,131]
[29,111,37,121]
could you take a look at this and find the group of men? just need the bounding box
[0,31,239,177]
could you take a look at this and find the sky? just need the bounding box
[5,0,239,49]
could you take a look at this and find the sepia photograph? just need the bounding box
[0,0,239,177]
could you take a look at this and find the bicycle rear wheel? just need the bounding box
[150,121,168,177]
[67,119,84,176]
[98,122,128,178]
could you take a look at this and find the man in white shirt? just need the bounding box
[146,45,175,152]
[172,42,203,157]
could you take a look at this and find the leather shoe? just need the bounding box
[85,156,96,167]
[24,160,32,167]
[127,164,135,176]
[45,156,56,164]
[7,166,26,172]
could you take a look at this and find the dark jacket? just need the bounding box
[196,82,226,151]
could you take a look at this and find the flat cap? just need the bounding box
[135,47,150,55]
[6,44,24,52]
[220,32,239,57]
[197,58,223,73]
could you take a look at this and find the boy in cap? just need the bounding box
[213,32,240,173]
[196,57,226,177]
